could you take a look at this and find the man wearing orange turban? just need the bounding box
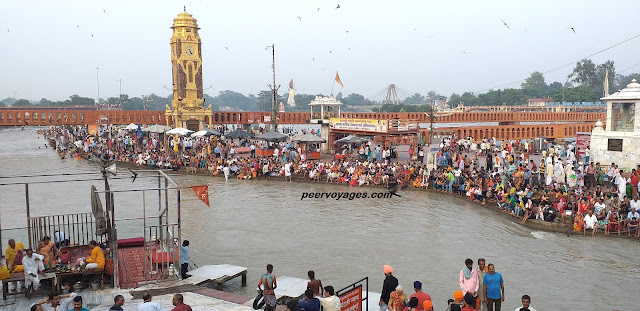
[379,265,397,311]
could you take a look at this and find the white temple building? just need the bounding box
[590,79,640,171]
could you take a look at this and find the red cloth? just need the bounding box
[151,251,173,264]
[410,292,432,311]
[172,303,192,311]
[191,185,210,207]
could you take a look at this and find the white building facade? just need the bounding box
[590,79,640,171]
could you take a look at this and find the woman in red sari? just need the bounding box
[607,212,620,235]
[388,285,408,311]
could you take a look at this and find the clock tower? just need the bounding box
[165,8,212,131]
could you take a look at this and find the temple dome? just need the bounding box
[601,79,640,101]
[172,10,199,29]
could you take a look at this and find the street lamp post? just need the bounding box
[116,79,122,108]
[265,44,280,131]
[95,67,100,106]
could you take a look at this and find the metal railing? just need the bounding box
[28,213,106,248]
[337,277,369,311]
[144,223,180,283]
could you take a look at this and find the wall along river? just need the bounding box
[0,127,638,310]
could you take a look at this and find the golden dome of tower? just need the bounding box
[165,7,211,131]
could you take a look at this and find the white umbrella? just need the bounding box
[143,124,170,133]
[191,130,208,137]
[124,123,138,130]
[167,127,194,136]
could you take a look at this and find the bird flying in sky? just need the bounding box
[336,4,340,9]
[570,27,576,33]
[297,16,301,21]
[500,19,510,30]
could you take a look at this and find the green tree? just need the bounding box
[144,94,172,111]
[550,86,598,102]
[548,82,563,95]
[209,90,258,111]
[39,98,53,106]
[426,91,442,101]
[616,72,640,91]
[595,60,616,95]
[459,92,478,106]
[378,103,402,112]
[448,93,461,106]
[255,90,273,111]
[403,93,425,105]
[13,99,31,106]
[568,59,598,89]
[521,71,548,97]
[69,95,95,106]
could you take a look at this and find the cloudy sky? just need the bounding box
[1,0,639,102]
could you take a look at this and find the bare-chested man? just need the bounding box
[307,270,323,297]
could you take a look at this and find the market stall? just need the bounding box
[256,131,288,156]
[293,134,326,160]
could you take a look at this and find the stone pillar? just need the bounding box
[635,101,640,132]
[606,101,613,131]
[320,124,330,154]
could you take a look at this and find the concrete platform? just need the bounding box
[187,264,248,290]
[365,291,381,311]
[273,276,307,301]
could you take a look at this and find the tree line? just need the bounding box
[2,58,638,113]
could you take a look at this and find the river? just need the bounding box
[0,126,637,310]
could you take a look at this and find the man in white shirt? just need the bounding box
[23,249,44,295]
[617,171,627,201]
[630,198,640,211]
[584,211,598,236]
[222,165,230,181]
[138,293,167,311]
[626,208,640,227]
[515,294,536,311]
[284,162,292,182]
[593,198,606,214]
[317,286,341,311]
[35,292,78,311]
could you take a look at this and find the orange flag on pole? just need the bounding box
[191,185,210,207]
[335,72,344,87]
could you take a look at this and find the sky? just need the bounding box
[1,0,640,102]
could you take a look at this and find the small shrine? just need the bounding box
[308,96,343,153]
[590,79,640,170]
[309,96,342,124]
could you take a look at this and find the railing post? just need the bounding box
[26,183,32,248]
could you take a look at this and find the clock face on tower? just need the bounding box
[184,45,195,56]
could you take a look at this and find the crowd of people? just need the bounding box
[29,292,191,311]
[432,136,640,237]
[41,125,640,239]
[20,260,531,311]
[14,124,637,310]
[3,237,106,297]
